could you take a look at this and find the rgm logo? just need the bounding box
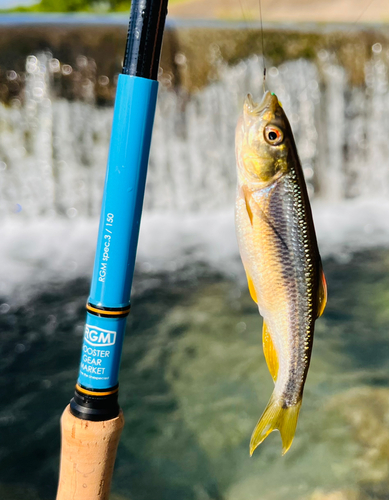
[84,325,116,347]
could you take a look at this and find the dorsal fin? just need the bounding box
[262,321,278,383]
[317,267,327,318]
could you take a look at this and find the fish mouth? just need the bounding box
[245,91,277,115]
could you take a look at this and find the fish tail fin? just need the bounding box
[250,394,302,456]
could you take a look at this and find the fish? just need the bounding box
[235,91,327,456]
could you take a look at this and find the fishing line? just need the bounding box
[238,0,267,93]
[238,0,249,25]
[237,0,376,101]
[258,0,266,92]
[328,0,377,52]
[352,0,376,25]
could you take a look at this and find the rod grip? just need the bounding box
[56,405,125,500]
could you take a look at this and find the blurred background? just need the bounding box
[2,1,389,500]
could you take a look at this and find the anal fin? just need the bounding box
[262,321,279,383]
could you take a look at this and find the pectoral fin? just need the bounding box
[317,267,327,318]
[262,321,279,382]
[244,269,258,304]
[242,185,254,225]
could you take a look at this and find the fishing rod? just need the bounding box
[56,1,169,497]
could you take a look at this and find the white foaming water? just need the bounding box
[3,199,389,304]
[2,48,389,302]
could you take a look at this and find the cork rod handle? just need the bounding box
[56,405,125,500]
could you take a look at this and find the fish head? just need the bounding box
[236,91,290,186]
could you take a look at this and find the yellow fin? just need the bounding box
[242,186,253,225]
[250,395,302,456]
[317,268,327,318]
[262,321,278,382]
[245,269,258,304]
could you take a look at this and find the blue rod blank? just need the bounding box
[77,74,158,390]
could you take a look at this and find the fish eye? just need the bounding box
[264,125,284,146]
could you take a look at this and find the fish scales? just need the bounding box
[235,91,326,455]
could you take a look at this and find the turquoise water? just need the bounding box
[1,249,389,500]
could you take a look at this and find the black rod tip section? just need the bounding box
[123,0,169,79]
[70,385,120,422]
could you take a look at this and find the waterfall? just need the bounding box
[2,43,389,301]
[1,46,389,219]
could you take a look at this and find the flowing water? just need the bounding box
[2,18,389,500]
